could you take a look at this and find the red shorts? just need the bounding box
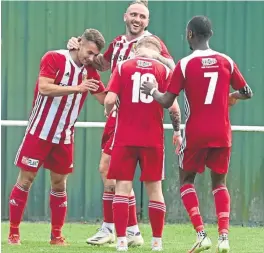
[101,113,116,155]
[179,147,231,174]
[107,146,165,181]
[14,133,74,175]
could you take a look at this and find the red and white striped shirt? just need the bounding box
[27,50,105,144]
[103,30,174,73]
[103,30,174,127]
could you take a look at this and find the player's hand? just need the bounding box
[228,93,238,107]
[67,37,80,50]
[77,79,99,93]
[141,80,158,95]
[136,48,159,59]
[173,132,182,155]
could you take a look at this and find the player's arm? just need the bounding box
[154,54,175,70]
[39,77,80,97]
[92,54,111,72]
[38,52,88,97]
[229,63,253,100]
[141,60,183,108]
[89,69,107,105]
[104,66,122,115]
[168,98,181,135]
[153,37,175,70]
[104,92,118,116]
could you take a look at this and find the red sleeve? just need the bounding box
[88,67,105,94]
[107,65,122,95]
[167,61,184,95]
[103,39,115,63]
[39,51,59,79]
[231,63,247,90]
[153,35,173,59]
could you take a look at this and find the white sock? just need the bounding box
[117,237,127,245]
[102,222,115,232]
[152,237,162,243]
[126,224,140,234]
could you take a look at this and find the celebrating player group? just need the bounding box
[7,0,253,253]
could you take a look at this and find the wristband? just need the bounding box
[150,87,158,96]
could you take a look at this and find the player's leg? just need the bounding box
[207,147,231,253]
[49,171,69,245]
[145,181,165,251]
[139,147,165,251]
[8,170,37,245]
[179,148,212,252]
[8,134,48,245]
[107,146,138,251]
[86,151,116,245]
[46,142,74,246]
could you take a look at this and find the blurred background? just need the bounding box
[1,1,264,226]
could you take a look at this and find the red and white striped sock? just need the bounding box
[50,190,67,238]
[113,195,129,237]
[148,201,166,238]
[9,183,29,236]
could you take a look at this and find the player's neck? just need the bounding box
[125,30,145,41]
[192,41,210,51]
[69,50,83,67]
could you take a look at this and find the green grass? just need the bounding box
[1,222,264,252]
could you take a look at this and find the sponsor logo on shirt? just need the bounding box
[21,156,39,168]
[137,60,152,68]
[201,58,218,68]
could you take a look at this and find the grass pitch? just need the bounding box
[1,222,264,252]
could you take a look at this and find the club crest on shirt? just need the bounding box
[137,60,152,68]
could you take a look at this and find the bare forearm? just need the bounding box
[230,85,253,100]
[168,104,181,132]
[39,84,78,97]
[105,102,115,115]
[152,90,175,108]
[155,54,175,70]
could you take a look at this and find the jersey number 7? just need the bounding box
[131,72,155,103]
[204,72,218,104]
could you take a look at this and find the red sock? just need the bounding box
[128,195,138,227]
[180,184,204,232]
[103,192,114,223]
[148,201,166,237]
[50,190,67,238]
[212,185,230,234]
[113,195,129,237]
[9,183,29,235]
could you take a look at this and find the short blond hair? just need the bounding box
[136,36,162,53]
[81,29,105,51]
[129,0,148,8]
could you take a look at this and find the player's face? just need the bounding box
[78,40,100,65]
[124,4,149,36]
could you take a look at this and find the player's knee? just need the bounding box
[50,174,68,192]
[116,181,132,196]
[211,171,227,189]
[145,181,164,202]
[104,182,116,193]
[17,170,37,190]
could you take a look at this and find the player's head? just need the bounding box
[77,29,105,65]
[124,1,149,36]
[186,16,213,50]
[135,36,161,54]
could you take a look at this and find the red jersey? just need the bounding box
[27,50,105,144]
[108,57,171,148]
[103,30,174,127]
[167,49,247,148]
